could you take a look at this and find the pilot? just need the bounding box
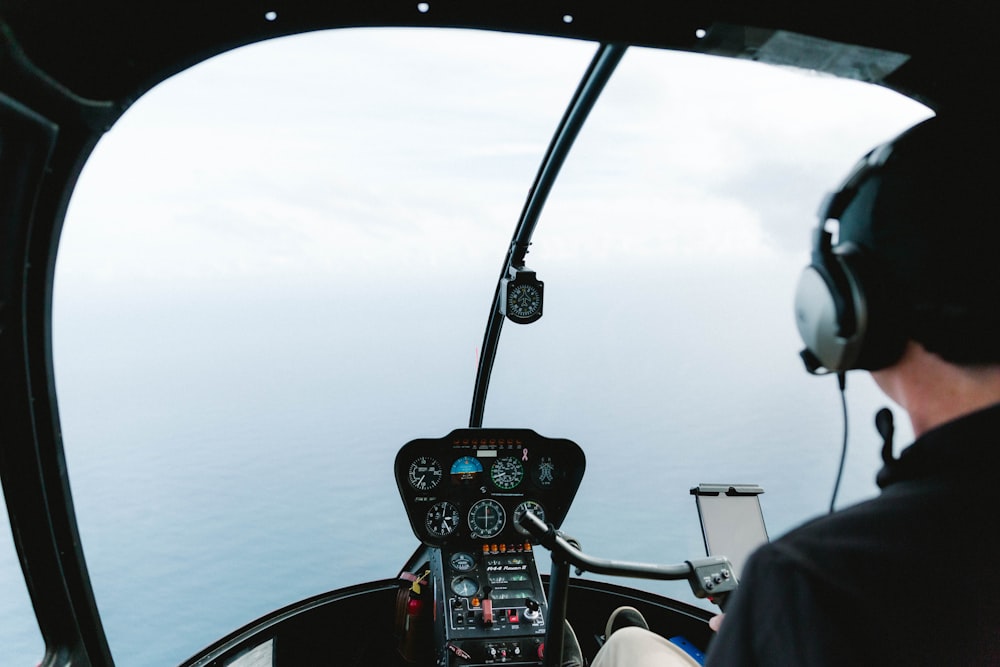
[588,115,1000,665]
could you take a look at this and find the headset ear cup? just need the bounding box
[794,259,864,373]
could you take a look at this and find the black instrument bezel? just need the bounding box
[394,428,585,548]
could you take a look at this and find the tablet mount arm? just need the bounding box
[517,511,737,667]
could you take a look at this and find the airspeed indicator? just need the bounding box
[491,456,524,490]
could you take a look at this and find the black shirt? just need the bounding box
[705,403,1000,666]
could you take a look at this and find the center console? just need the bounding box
[394,429,585,666]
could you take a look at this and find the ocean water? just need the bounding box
[1,260,909,667]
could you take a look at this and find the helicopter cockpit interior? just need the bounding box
[1,2,984,667]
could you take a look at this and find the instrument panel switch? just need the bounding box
[482,597,494,625]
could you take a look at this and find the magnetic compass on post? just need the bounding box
[501,267,544,324]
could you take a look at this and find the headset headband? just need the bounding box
[794,139,906,375]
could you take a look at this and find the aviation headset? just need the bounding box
[794,138,909,375]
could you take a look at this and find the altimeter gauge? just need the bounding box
[426,501,461,538]
[512,500,546,536]
[408,456,443,491]
[468,499,506,539]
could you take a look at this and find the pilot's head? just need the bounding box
[794,115,1000,374]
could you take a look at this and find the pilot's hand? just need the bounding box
[709,614,725,632]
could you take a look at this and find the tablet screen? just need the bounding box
[692,485,768,580]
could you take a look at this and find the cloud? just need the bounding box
[57,28,932,296]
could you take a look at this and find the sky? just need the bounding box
[5,26,936,666]
[55,29,932,292]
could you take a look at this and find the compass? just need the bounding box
[501,268,544,324]
[508,283,541,318]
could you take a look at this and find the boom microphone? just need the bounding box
[875,407,895,464]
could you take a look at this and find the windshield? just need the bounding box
[9,26,931,666]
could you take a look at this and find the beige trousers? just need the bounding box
[589,627,701,667]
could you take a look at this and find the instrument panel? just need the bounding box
[394,428,585,548]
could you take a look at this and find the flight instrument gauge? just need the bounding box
[508,284,541,318]
[468,499,506,539]
[531,456,559,488]
[451,455,484,483]
[450,552,477,572]
[408,456,443,491]
[426,501,461,538]
[502,269,544,324]
[452,575,479,597]
[512,500,546,536]
[491,456,524,490]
